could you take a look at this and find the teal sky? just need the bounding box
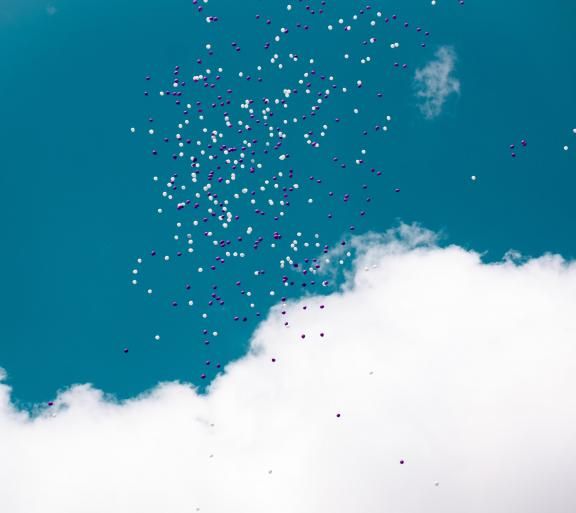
[1,0,574,407]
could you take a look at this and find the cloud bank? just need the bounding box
[414,46,461,119]
[1,226,576,513]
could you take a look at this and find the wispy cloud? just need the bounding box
[1,225,576,512]
[46,6,57,16]
[414,46,460,119]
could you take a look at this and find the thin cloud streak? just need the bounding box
[415,46,461,119]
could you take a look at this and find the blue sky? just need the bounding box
[0,0,574,406]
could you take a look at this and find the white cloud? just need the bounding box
[46,6,57,16]
[1,225,576,513]
[414,47,460,119]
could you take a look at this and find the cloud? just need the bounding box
[46,6,57,16]
[414,47,461,119]
[1,225,576,513]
